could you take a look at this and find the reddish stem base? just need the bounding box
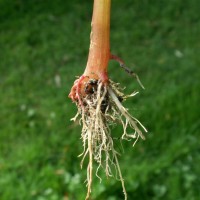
[69,54,127,104]
[69,71,109,104]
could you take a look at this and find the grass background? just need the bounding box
[0,0,199,199]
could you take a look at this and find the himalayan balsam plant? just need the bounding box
[69,0,147,199]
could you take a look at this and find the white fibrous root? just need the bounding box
[71,79,147,200]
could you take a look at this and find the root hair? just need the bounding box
[73,80,147,200]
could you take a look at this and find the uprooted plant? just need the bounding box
[68,0,147,199]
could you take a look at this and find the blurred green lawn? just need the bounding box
[0,0,200,199]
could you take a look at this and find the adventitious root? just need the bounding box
[70,79,147,200]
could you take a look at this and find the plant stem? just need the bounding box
[84,0,111,82]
